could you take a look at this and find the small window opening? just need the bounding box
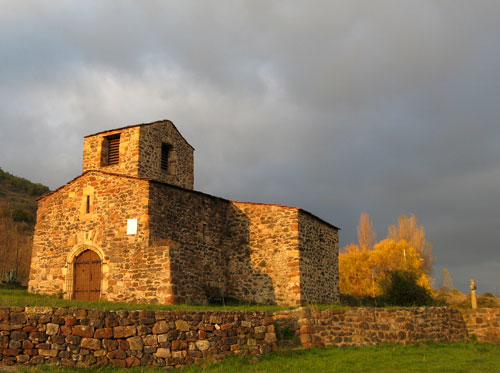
[106,134,120,166]
[85,196,91,214]
[161,143,172,172]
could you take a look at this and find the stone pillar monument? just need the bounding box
[470,279,477,309]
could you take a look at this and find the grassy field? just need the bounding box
[5,342,499,373]
[0,288,293,312]
[0,288,428,312]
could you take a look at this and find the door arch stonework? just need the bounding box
[63,244,108,300]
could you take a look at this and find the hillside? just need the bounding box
[0,167,50,285]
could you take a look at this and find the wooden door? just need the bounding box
[73,250,101,301]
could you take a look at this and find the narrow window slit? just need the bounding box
[161,143,171,171]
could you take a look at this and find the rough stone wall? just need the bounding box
[462,308,500,342]
[273,307,468,348]
[28,171,151,302]
[0,307,277,368]
[82,127,141,177]
[228,203,300,306]
[298,211,339,304]
[139,121,194,190]
[0,306,484,368]
[148,183,232,304]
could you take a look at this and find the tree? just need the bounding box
[387,214,434,275]
[339,239,432,298]
[441,268,454,290]
[371,239,431,291]
[379,270,433,306]
[357,212,376,251]
[339,243,375,297]
[0,215,32,284]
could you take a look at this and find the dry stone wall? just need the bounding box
[2,306,492,369]
[273,307,468,348]
[0,307,277,368]
[462,308,500,343]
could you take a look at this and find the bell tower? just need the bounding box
[82,120,194,190]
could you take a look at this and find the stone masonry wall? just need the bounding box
[139,121,194,190]
[148,183,232,304]
[461,308,500,343]
[298,211,339,304]
[273,307,468,348]
[83,127,141,178]
[1,306,486,369]
[228,203,300,306]
[0,307,278,368]
[28,171,151,302]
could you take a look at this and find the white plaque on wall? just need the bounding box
[127,219,138,235]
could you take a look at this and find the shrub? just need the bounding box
[380,270,433,306]
[11,208,34,223]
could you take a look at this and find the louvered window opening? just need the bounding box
[107,134,120,165]
[161,143,171,171]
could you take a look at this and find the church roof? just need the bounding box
[84,119,194,150]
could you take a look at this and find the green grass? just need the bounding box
[11,342,500,372]
[0,288,292,312]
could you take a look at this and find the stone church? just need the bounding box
[28,120,339,306]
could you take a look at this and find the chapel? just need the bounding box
[28,120,339,305]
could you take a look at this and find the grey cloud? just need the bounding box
[0,0,499,292]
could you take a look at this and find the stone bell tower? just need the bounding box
[82,120,194,189]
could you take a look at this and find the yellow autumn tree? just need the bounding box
[388,214,434,275]
[339,213,378,296]
[339,243,375,297]
[371,239,432,292]
[339,213,433,297]
[440,268,454,290]
[357,212,376,251]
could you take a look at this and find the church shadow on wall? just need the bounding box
[150,185,275,305]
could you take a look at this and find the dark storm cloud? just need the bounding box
[0,0,499,293]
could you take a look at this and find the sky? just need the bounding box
[0,1,499,294]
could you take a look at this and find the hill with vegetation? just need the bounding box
[0,167,50,285]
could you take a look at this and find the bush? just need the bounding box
[11,208,34,223]
[380,270,433,306]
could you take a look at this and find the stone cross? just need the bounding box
[470,279,477,309]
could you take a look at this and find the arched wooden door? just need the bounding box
[73,250,101,301]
